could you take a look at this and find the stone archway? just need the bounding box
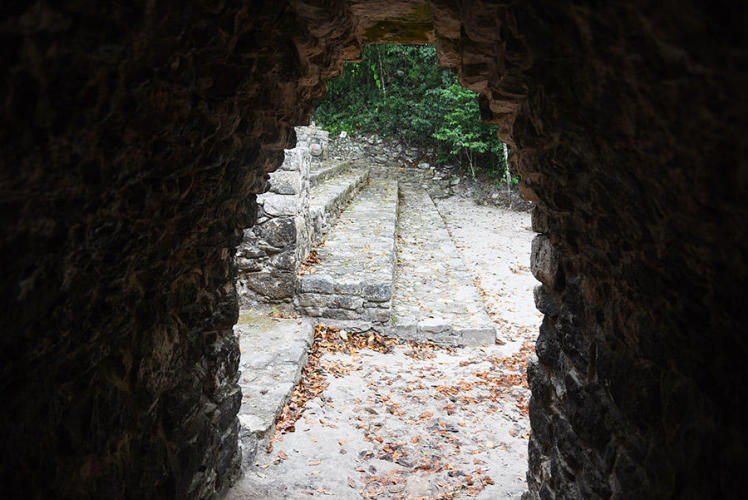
[1,1,746,498]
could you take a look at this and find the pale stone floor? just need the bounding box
[229,167,540,499]
[391,179,495,345]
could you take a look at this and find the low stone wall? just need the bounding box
[298,125,329,162]
[235,126,329,305]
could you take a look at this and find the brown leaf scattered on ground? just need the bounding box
[298,249,321,275]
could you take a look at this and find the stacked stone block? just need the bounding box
[295,178,400,332]
[297,125,329,162]
[235,129,313,304]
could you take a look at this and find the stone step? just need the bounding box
[308,166,370,244]
[234,309,315,468]
[309,160,356,187]
[296,177,399,330]
[390,182,496,346]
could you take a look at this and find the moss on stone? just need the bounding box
[363,3,433,43]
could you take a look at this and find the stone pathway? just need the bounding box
[229,159,539,499]
[227,333,532,500]
[434,197,541,343]
[390,180,495,345]
[235,309,315,468]
[310,160,358,186]
[296,177,399,330]
[309,166,370,244]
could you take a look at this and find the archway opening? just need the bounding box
[2,2,744,499]
[229,42,541,499]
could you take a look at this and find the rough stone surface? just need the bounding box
[391,180,496,346]
[310,160,356,187]
[434,195,541,343]
[296,177,399,326]
[1,1,746,498]
[309,165,370,244]
[236,131,312,305]
[228,341,531,500]
[234,309,314,470]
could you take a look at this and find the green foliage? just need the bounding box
[314,44,515,181]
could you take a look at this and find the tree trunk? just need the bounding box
[377,47,386,97]
[503,142,511,208]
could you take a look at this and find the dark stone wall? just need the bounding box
[0,1,357,498]
[1,0,746,498]
[513,3,748,498]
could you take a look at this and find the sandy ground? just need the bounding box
[228,196,540,500]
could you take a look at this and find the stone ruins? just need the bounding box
[1,2,746,499]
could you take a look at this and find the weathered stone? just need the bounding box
[299,275,334,294]
[335,295,365,311]
[268,249,295,271]
[256,218,296,249]
[533,285,561,316]
[261,194,300,217]
[2,1,745,498]
[460,327,496,345]
[363,283,392,302]
[298,177,399,324]
[268,171,302,195]
[417,318,452,334]
[392,182,496,345]
[242,272,295,301]
[295,293,332,308]
[530,235,560,287]
[235,312,314,466]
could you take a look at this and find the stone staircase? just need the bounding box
[296,175,399,330]
[236,126,495,346]
[234,131,497,469]
[308,161,369,244]
[295,165,495,345]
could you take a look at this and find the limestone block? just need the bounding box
[268,170,301,195]
[333,281,363,296]
[235,257,261,272]
[417,318,452,334]
[295,293,333,308]
[269,249,295,271]
[319,307,360,320]
[363,283,392,302]
[243,272,295,300]
[262,194,300,216]
[460,328,496,345]
[531,234,560,286]
[299,275,334,294]
[257,217,296,248]
[366,307,391,323]
[236,245,265,259]
[279,148,303,171]
[334,295,364,311]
